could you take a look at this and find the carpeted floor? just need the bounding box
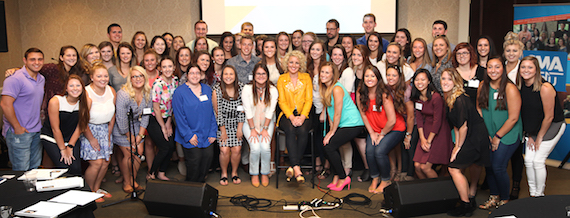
[88,160,570,218]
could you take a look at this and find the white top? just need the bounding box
[506,60,520,83]
[86,85,115,124]
[338,67,356,93]
[375,60,415,84]
[267,63,280,85]
[55,95,79,113]
[312,74,323,114]
[241,84,279,120]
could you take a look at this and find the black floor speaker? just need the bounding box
[383,176,459,218]
[143,179,218,218]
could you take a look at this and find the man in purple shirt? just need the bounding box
[1,48,45,171]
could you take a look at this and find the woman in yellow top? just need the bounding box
[277,50,313,183]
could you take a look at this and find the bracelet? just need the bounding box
[138,134,146,139]
[495,133,502,139]
[250,126,255,130]
[263,126,269,130]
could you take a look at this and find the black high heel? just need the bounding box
[510,181,520,200]
[358,169,370,182]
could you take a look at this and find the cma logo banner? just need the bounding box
[523,50,567,92]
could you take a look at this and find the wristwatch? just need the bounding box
[139,134,146,139]
[263,126,269,130]
[66,143,75,149]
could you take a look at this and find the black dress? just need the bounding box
[446,94,490,169]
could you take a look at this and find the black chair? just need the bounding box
[274,128,315,188]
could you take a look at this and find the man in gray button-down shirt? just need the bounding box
[226,35,261,84]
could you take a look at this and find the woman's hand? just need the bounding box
[421,141,431,152]
[60,147,75,165]
[166,124,173,138]
[323,131,334,146]
[208,137,216,144]
[190,134,198,146]
[89,138,101,151]
[220,129,228,145]
[491,136,500,151]
[450,146,459,162]
[162,126,169,141]
[260,129,271,143]
[319,112,325,123]
[403,135,411,149]
[236,128,243,142]
[249,128,259,143]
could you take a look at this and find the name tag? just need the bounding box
[415,102,423,110]
[236,105,244,112]
[467,79,480,88]
[199,95,209,102]
[143,108,152,115]
[248,74,253,81]
[373,105,382,112]
[493,92,498,100]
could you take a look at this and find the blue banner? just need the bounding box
[523,50,567,92]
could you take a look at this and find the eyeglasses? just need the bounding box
[456,52,470,57]
[326,28,337,31]
[255,73,267,76]
[131,75,144,80]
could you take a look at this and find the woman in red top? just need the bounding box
[357,65,406,194]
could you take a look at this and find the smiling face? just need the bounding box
[178,48,191,67]
[486,58,504,82]
[310,43,323,61]
[222,36,234,52]
[440,71,454,93]
[173,37,184,51]
[91,68,109,89]
[368,35,380,52]
[66,78,83,98]
[287,56,300,74]
[195,38,208,51]
[130,70,145,89]
[197,54,211,71]
[100,46,113,62]
[213,49,225,65]
[362,17,376,34]
[278,34,289,51]
[292,32,303,48]
[86,47,101,64]
[241,25,253,36]
[254,67,268,85]
[163,35,173,48]
[160,59,174,78]
[108,26,122,44]
[320,65,334,85]
[187,67,201,85]
[152,40,166,56]
[363,69,378,88]
[60,48,77,68]
[119,47,132,64]
[394,31,408,47]
[433,38,448,59]
[386,45,401,65]
[432,24,446,37]
[143,53,157,71]
[504,44,521,63]
[386,68,400,86]
[331,48,344,66]
[519,59,537,81]
[263,41,276,59]
[455,48,470,66]
[352,48,363,67]
[241,38,253,56]
[413,72,429,93]
[24,52,44,74]
[302,35,314,53]
[195,23,207,38]
[477,38,490,57]
[222,67,236,85]
[342,37,354,56]
[412,41,425,59]
[135,34,147,50]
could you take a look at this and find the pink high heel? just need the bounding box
[330,177,351,191]
[327,182,337,188]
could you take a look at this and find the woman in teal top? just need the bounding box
[477,56,522,208]
[319,62,364,191]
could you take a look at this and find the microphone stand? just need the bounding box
[103,107,144,207]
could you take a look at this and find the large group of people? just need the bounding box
[1,14,566,216]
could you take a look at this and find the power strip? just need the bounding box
[283,205,340,211]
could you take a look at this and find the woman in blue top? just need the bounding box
[319,62,365,191]
[172,64,217,183]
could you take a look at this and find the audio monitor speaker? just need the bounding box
[143,179,218,218]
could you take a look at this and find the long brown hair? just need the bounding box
[307,41,327,78]
[220,65,240,100]
[251,63,272,106]
[386,64,406,115]
[359,65,389,112]
[477,56,509,110]
[65,74,90,132]
[319,62,341,107]
[57,46,87,92]
[260,38,284,75]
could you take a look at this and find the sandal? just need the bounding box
[122,186,134,193]
[96,189,113,198]
[509,181,520,200]
[232,175,241,184]
[285,167,294,182]
[219,177,228,186]
[318,168,330,180]
[95,197,105,203]
[295,174,305,184]
[479,195,498,209]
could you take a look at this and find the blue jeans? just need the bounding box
[487,138,520,200]
[5,129,41,171]
[366,130,405,181]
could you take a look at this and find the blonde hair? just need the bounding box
[281,50,307,73]
[122,65,151,101]
[442,68,465,109]
[432,35,452,66]
[517,56,543,92]
[319,62,340,107]
[503,31,524,58]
